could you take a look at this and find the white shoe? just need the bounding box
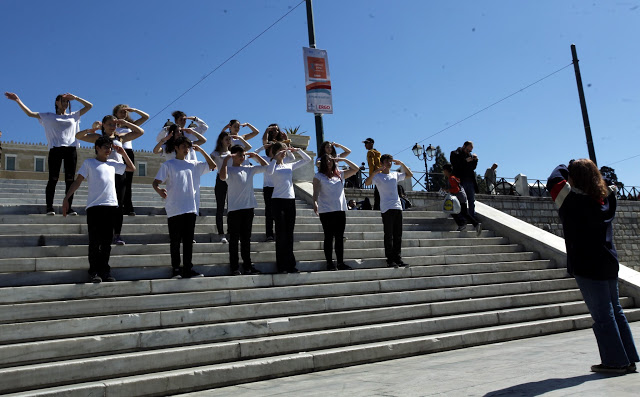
[221,237,228,244]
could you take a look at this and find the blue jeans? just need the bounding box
[461,179,475,217]
[575,275,639,367]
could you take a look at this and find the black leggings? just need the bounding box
[272,198,297,271]
[87,205,118,276]
[215,175,227,235]
[263,186,274,238]
[123,148,135,213]
[168,213,197,270]
[47,146,77,209]
[319,211,346,264]
[114,172,126,235]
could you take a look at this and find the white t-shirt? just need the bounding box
[373,171,406,213]
[266,150,312,199]
[262,151,295,187]
[38,111,81,149]
[161,136,198,162]
[107,138,124,163]
[155,118,208,142]
[314,171,347,213]
[117,127,133,150]
[226,165,266,212]
[77,158,126,209]
[154,159,212,218]
[211,150,230,173]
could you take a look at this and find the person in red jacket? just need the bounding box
[548,159,638,374]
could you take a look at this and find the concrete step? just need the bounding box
[1,307,638,395]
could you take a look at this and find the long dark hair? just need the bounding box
[318,154,340,178]
[164,124,182,154]
[214,132,231,153]
[54,94,71,114]
[265,123,285,142]
[568,159,609,202]
[321,141,337,157]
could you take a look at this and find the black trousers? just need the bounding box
[123,148,135,213]
[319,211,346,264]
[373,186,380,211]
[215,175,227,235]
[114,172,126,235]
[381,209,403,263]
[228,208,254,271]
[451,200,479,227]
[263,186,274,238]
[47,146,77,209]
[272,198,297,271]
[168,213,197,270]
[87,206,118,276]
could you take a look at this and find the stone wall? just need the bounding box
[344,189,640,271]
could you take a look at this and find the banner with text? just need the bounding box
[303,47,333,114]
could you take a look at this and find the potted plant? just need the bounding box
[284,125,310,150]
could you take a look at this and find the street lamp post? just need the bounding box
[412,143,435,191]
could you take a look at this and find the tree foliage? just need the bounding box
[599,166,624,188]
[427,145,448,192]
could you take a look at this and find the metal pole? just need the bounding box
[571,44,597,165]
[306,0,325,154]
[423,148,429,192]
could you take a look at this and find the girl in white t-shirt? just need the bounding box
[266,142,312,273]
[62,136,135,283]
[153,124,207,162]
[210,132,251,243]
[113,104,149,216]
[221,119,261,143]
[315,140,352,168]
[4,91,93,215]
[313,154,360,271]
[76,115,144,246]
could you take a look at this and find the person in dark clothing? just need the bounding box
[450,141,478,216]
[548,159,638,375]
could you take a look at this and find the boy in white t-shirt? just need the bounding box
[219,145,269,275]
[365,154,413,268]
[153,136,216,279]
[62,136,135,283]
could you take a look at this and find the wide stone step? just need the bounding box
[0,260,557,323]
[0,237,509,259]
[0,268,571,344]
[0,244,527,273]
[2,306,638,395]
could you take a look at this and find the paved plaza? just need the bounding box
[178,322,640,397]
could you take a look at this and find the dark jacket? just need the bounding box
[547,164,619,280]
[450,147,478,191]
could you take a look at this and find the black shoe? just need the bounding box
[46,207,55,215]
[103,273,116,282]
[337,263,352,270]
[90,273,102,283]
[396,260,410,268]
[288,267,300,273]
[67,208,78,216]
[183,268,204,278]
[627,362,637,373]
[245,266,262,275]
[327,262,337,271]
[387,261,399,269]
[232,269,242,276]
[591,364,628,374]
[171,268,182,279]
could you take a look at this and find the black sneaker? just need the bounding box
[628,362,637,373]
[90,274,102,283]
[103,273,116,282]
[337,263,353,270]
[231,270,242,276]
[245,266,262,275]
[591,364,628,374]
[327,262,338,271]
[288,267,300,273]
[67,208,78,216]
[387,261,399,269]
[396,260,410,268]
[171,268,182,279]
[265,235,275,242]
[183,268,204,278]
[46,207,55,215]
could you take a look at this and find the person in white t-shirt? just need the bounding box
[365,154,413,268]
[153,136,216,279]
[221,119,261,143]
[219,145,269,275]
[113,104,150,216]
[62,136,135,283]
[155,110,208,147]
[210,132,252,243]
[5,91,93,215]
[266,142,312,273]
[153,123,207,162]
[76,115,144,246]
[313,154,360,271]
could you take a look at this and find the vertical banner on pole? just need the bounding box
[303,47,333,114]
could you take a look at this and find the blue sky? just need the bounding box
[1,0,638,188]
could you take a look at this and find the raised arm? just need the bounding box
[193,145,216,171]
[337,158,360,179]
[394,159,413,179]
[218,154,232,181]
[290,148,311,170]
[4,92,39,119]
[187,116,208,135]
[127,107,149,126]
[183,128,206,146]
[240,122,260,141]
[63,93,93,116]
[233,135,252,151]
[247,152,268,166]
[334,142,352,158]
[114,145,136,172]
[153,132,173,154]
[117,119,144,143]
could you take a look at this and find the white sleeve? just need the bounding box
[291,150,312,170]
[397,172,406,182]
[113,161,127,175]
[193,118,208,134]
[266,159,277,175]
[155,163,169,182]
[77,160,90,178]
[156,127,168,143]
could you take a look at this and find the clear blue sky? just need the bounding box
[1,0,638,188]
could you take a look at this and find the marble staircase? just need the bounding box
[0,178,638,396]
